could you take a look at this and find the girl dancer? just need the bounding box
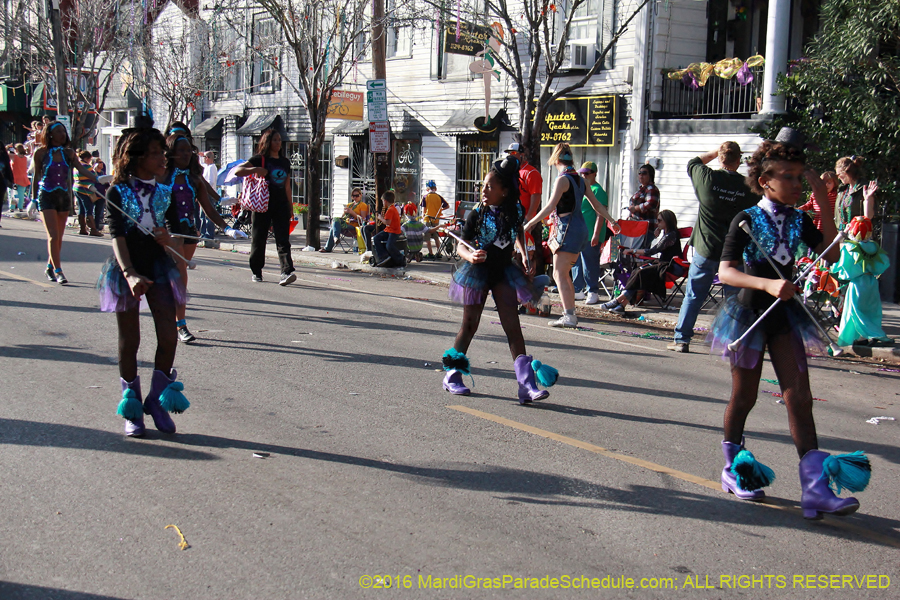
[709,139,871,518]
[442,157,556,405]
[165,134,246,343]
[31,121,100,284]
[98,126,190,437]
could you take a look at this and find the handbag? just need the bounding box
[239,156,269,213]
[548,213,568,254]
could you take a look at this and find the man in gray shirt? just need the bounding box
[669,141,759,352]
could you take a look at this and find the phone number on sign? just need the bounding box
[540,132,572,142]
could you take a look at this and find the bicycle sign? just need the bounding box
[327,90,364,121]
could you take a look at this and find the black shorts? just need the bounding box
[37,189,72,213]
[172,220,199,245]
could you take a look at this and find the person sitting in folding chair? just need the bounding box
[320,187,368,253]
[600,210,684,314]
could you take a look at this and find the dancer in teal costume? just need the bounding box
[831,216,893,347]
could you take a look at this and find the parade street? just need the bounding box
[1,218,898,599]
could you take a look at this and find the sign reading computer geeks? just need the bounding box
[532,96,617,147]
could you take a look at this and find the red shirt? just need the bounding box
[518,163,542,214]
[383,204,402,234]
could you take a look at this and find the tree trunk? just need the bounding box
[305,138,323,249]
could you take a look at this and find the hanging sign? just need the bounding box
[369,121,390,154]
[532,95,617,147]
[43,69,100,113]
[327,90,364,121]
[443,21,493,56]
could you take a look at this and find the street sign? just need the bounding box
[366,90,388,122]
[369,121,390,154]
[55,115,71,138]
[366,79,386,91]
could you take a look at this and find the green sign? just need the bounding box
[534,95,617,147]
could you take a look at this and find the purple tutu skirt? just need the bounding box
[707,295,826,371]
[97,255,187,313]
[449,261,540,305]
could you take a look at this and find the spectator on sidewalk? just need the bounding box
[571,161,609,305]
[401,203,427,260]
[627,164,660,248]
[321,187,369,253]
[374,191,404,267]
[420,180,448,258]
[199,151,219,239]
[669,142,759,353]
[506,142,544,275]
[10,144,30,211]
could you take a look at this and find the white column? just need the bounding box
[760,0,792,115]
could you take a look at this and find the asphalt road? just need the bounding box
[1,218,898,600]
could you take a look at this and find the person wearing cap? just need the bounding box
[669,141,759,353]
[506,142,545,273]
[420,180,449,258]
[571,161,609,305]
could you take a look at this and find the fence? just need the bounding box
[658,66,764,118]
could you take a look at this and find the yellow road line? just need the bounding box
[448,404,900,548]
[0,269,55,288]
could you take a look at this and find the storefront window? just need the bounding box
[392,139,421,207]
[456,138,497,207]
[284,141,333,218]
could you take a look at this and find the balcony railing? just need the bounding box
[657,66,764,118]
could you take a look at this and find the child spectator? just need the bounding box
[374,191,404,267]
[74,150,101,236]
[401,203,427,261]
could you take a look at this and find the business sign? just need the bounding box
[443,21,493,56]
[533,95,617,147]
[43,69,100,113]
[369,121,390,153]
[327,89,364,121]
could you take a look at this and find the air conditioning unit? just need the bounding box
[563,41,596,70]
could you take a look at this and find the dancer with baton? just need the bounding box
[441,156,557,404]
[708,134,871,518]
[97,125,191,438]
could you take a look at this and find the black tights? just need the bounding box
[454,282,526,360]
[116,283,178,382]
[723,332,818,458]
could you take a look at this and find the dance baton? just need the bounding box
[727,222,847,355]
[445,229,477,252]
[98,190,198,269]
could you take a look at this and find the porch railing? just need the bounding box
[657,66,764,118]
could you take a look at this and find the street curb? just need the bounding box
[209,240,406,276]
[846,344,900,361]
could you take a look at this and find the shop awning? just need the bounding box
[436,108,487,135]
[236,113,280,135]
[192,116,223,137]
[331,120,369,136]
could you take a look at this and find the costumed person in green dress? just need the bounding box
[831,216,894,347]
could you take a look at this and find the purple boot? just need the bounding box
[144,369,179,434]
[514,355,549,405]
[119,377,145,437]
[721,440,766,501]
[442,370,470,395]
[799,450,861,520]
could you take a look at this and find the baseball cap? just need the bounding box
[506,142,522,154]
[577,161,597,174]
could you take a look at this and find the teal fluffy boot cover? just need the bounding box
[159,382,190,414]
[731,449,775,491]
[117,388,144,420]
[821,451,871,494]
[442,348,471,375]
[531,360,559,388]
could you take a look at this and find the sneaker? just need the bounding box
[55,270,68,285]
[45,266,55,281]
[549,314,578,328]
[599,300,619,311]
[177,326,196,344]
[584,292,600,305]
[667,341,690,353]
[279,272,297,286]
[573,291,586,301]
[608,304,625,314]
[251,274,263,283]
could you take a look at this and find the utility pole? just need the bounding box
[371,0,389,218]
[47,0,70,117]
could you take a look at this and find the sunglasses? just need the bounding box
[351,194,361,198]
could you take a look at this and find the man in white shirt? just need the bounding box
[200,151,219,239]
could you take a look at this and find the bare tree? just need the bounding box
[215,0,385,248]
[7,0,135,144]
[433,0,652,165]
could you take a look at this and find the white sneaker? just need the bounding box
[573,291,586,301]
[549,314,578,328]
[584,292,600,305]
